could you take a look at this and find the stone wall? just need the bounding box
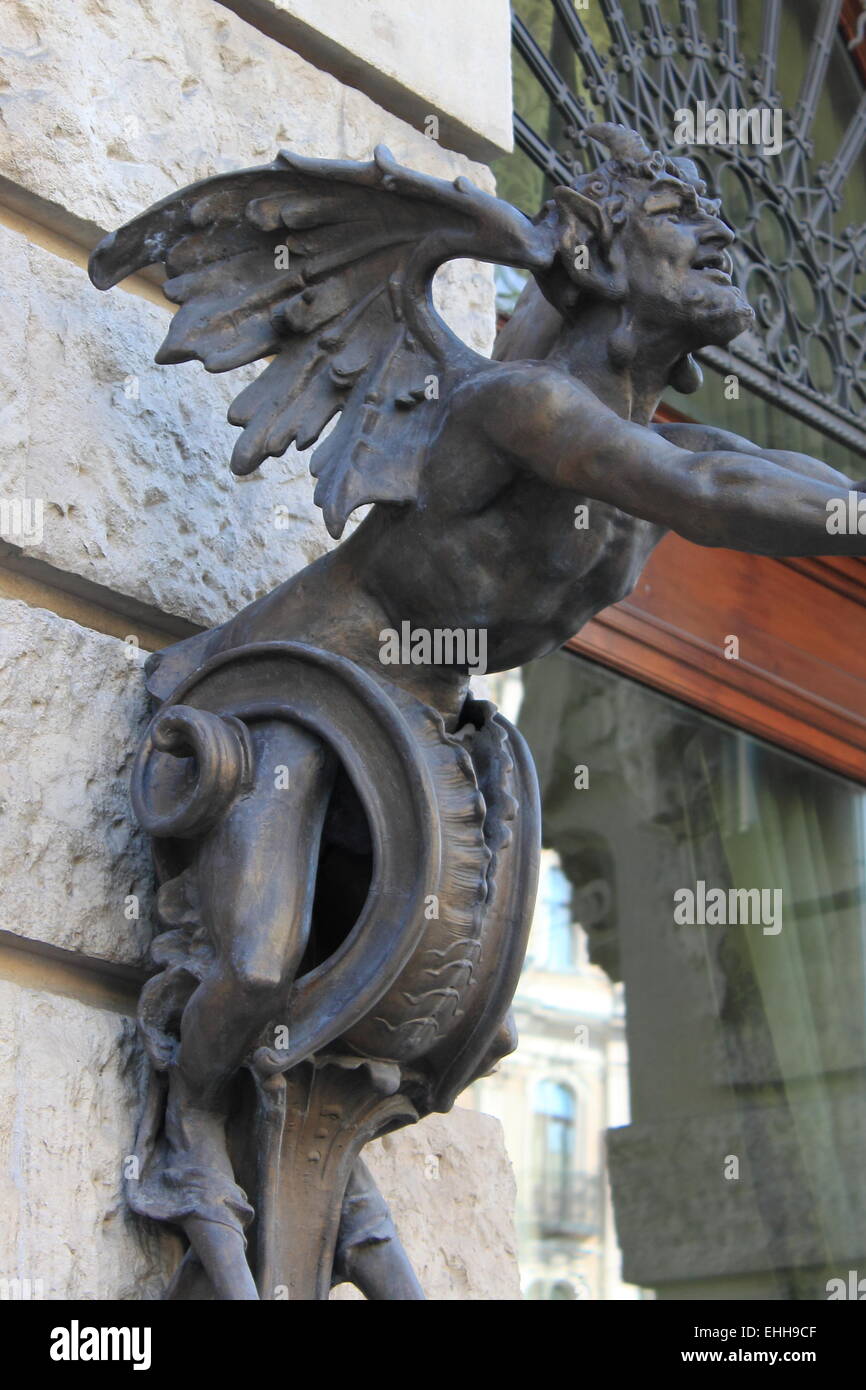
[0,0,519,1299]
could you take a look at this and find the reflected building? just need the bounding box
[466,845,641,1300]
[465,670,643,1300]
[469,651,866,1300]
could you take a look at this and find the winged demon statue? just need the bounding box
[89,124,866,1300]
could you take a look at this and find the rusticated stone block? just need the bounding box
[0,0,496,243]
[0,972,519,1300]
[1,223,332,629]
[219,0,514,161]
[0,599,152,965]
[2,218,491,626]
[0,979,179,1299]
[332,1107,521,1301]
[0,0,495,623]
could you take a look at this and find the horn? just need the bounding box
[585,122,653,163]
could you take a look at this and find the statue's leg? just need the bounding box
[332,1157,426,1300]
[164,718,336,1299]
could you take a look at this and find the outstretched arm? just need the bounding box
[650,420,861,489]
[473,366,866,557]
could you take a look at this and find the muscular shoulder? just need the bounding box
[452,359,599,451]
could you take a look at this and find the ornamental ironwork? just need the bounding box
[512,0,866,456]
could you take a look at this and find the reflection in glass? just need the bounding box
[467,652,866,1300]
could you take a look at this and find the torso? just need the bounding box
[207,383,664,723]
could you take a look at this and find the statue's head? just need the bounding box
[536,123,754,357]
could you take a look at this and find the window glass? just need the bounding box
[663,366,856,475]
[467,651,866,1300]
[501,0,866,456]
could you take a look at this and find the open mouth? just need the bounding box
[691,250,734,283]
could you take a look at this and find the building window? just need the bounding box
[472,0,866,1302]
[534,1079,577,1206]
[542,862,576,970]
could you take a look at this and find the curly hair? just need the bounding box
[505,123,721,392]
[571,122,716,227]
[530,122,722,320]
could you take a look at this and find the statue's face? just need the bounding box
[617,173,754,347]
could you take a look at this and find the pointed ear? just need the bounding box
[552,186,627,301]
[552,185,612,247]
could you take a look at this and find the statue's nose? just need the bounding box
[699,213,735,247]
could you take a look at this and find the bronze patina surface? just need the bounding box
[90,125,866,1299]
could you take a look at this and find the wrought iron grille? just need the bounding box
[510,0,866,457]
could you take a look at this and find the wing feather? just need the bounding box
[89,146,556,536]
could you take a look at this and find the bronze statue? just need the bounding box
[89,124,866,1300]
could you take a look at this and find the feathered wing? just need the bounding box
[89,146,556,537]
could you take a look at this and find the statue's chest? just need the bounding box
[542,496,658,593]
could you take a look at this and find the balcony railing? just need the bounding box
[522,1171,603,1239]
